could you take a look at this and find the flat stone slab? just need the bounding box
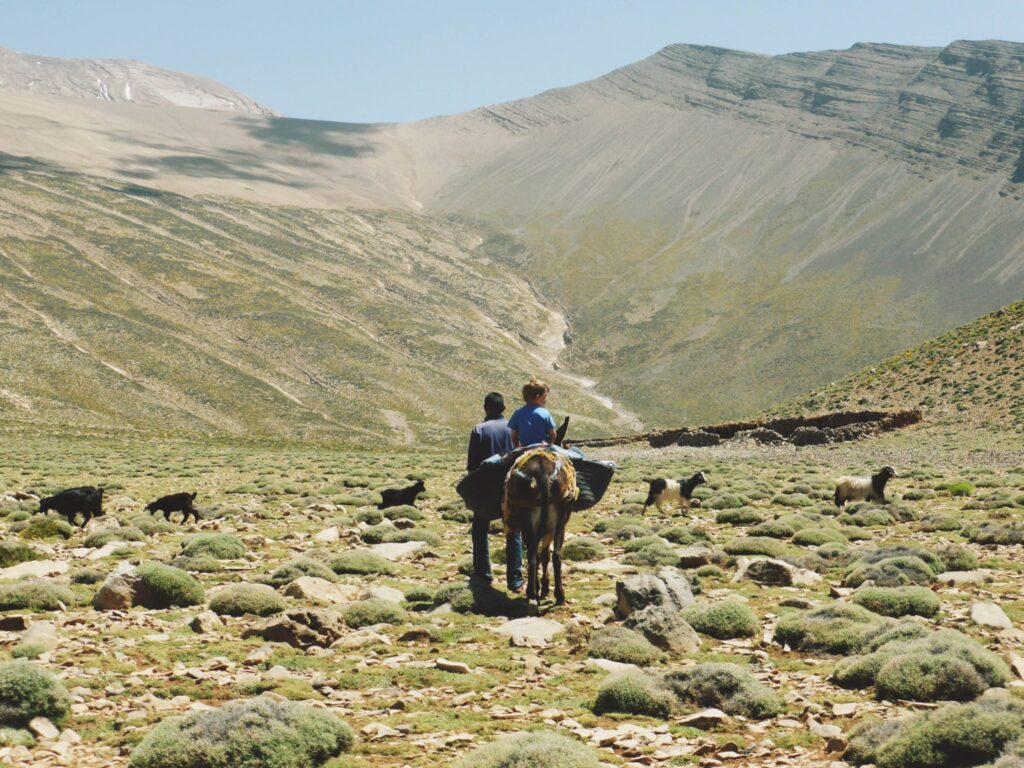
[362,585,405,604]
[571,559,638,575]
[283,577,360,606]
[492,617,564,644]
[972,601,1013,630]
[87,541,144,560]
[677,708,728,730]
[938,570,994,586]
[368,542,424,561]
[0,560,68,579]
[313,526,340,543]
[585,658,640,675]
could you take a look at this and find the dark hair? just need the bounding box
[484,392,505,415]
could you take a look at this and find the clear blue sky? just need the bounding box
[4,1,1022,123]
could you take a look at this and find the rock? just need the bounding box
[676,546,713,569]
[28,717,60,740]
[972,601,1013,630]
[676,430,721,447]
[677,708,729,729]
[188,611,222,634]
[492,617,564,646]
[331,629,391,649]
[0,615,31,631]
[87,541,143,560]
[572,559,638,575]
[623,604,700,654]
[937,570,993,586]
[826,737,849,753]
[361,585,405,604]
[398,628,433,644]
[369,542,424,561]
[832,702,858,717]
[283,577,359,606]
[1011,654,1024,681]
[20,621,58,649]
[585,658,640,675]
[809,720,843,739]
[615,566,695,618]
[0,560,68,580]
[92,568,139,611]
[780,597,817,609]
[242,608,346,649]
[313,526,340,543]
[734,557,821,587]
[263,665,293,681]
[790,426,829,445]
[436,658,472,674]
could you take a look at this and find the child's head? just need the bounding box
[522,376,549,404]
[483,391,505,417]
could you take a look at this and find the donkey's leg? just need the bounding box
[553,508,569,605]
[539,532,552,599]
[521,514,539,602]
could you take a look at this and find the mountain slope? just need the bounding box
[0,41,1022,433]
[0,164,623,443]
[0,46,274,114]
[772,298,1024,430]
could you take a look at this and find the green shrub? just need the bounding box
[695,565,725,579]
[839,508,897,527]
[968,523,1024,545]
[592,515,653,540]
[775,604,888,654]
[135,563,204,608]
[328,551,394,576]
[593,673,673,718]
[682,601,758,639]
[181,533,245,560]
[131,515,177,536]
[265,558,336,586]
[359,523,393,543]
[208,584,286,617]
[919,513,961,532]
[403,586,433,603]
[0,542,39,568]
[658,525,709,544]
[83,527,145,548]
[431,582,522,616]
[171,554,222,573]
[772,493,815,508]
[816,541,851,560]
[707,494,747,510]
[451,730,601,768]
[852,586,941,618]
[10,644,45,660]
[748,520,796,539]
[18,515,73,540]
[945,481,976,497]
[845,556,936,587]
[872,693,1024,768]
[621,540,679,567]
[662,663,784,719]
[561,537,604,562]
[356,509,383,525]
[792,528,847,546]
[342,598,406,628]
[382,505,423,521]
[0,660,71,727]
[715,508,763,526]
[70,567,106,585]
[845,718,904,765]
[381,528,440,546]
[589,626,665,666]
[723,537,788,558]
[0,579,73,611]
[833,627,1010,700]
[128,698,355,768]
[937,544,978,572]
[441,507,474,524]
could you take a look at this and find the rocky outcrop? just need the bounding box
[615,567,696,619]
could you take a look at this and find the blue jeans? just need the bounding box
[471,512,523,589]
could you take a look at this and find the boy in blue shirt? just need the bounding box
[466,392,522,591]
[508,376,557,447]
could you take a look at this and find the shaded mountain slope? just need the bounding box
[0,165,622,443]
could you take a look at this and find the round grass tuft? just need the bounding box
[0,660,71,728]
[852,586,941,618]
[452,730,601,768]
[588,626,665,666]
[180,533,245,560]
[328,551,395,576]
[661,663,784,719]
[0,542,40,569]
[0,579,74,611]
[208,584,286,617]
[128,697,355,768]
[561,537,604,562]
[341,598,406,628]
[593,673,674,718]
[682,601,758,639]
[135,563,204,608]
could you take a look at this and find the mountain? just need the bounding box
[771,298,1024,430]
[0,41,1022,441]
[0,46,274,114]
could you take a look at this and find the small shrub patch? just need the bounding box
[0,660,71,728]
[852,586,941,618]
[589,626,666,666]
[208,584,286,617]
[593,673,673,718]
[661,663,784,719]
[682,601,758,639]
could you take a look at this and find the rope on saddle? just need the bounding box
[502,448,579,521]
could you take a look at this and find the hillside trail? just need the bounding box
[534,306,646,432]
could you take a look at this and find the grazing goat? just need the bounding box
[146,492,199,524]
[502,449,578,604]
[378,479,426,510]
[834,466,897,507]
[642,472,708,514]
[38,486,104,527]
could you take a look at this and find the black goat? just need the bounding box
[378,479,426,510]
[38,486,104,527]
[146,492,199,524]
[642,472,708,514]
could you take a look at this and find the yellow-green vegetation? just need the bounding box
[0,660,71,727]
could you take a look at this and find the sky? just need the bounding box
[3,1,1023,123]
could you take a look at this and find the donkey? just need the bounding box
[502,450,577,605]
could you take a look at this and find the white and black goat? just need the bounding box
[642,471,707,514]
[834,466,897,507]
